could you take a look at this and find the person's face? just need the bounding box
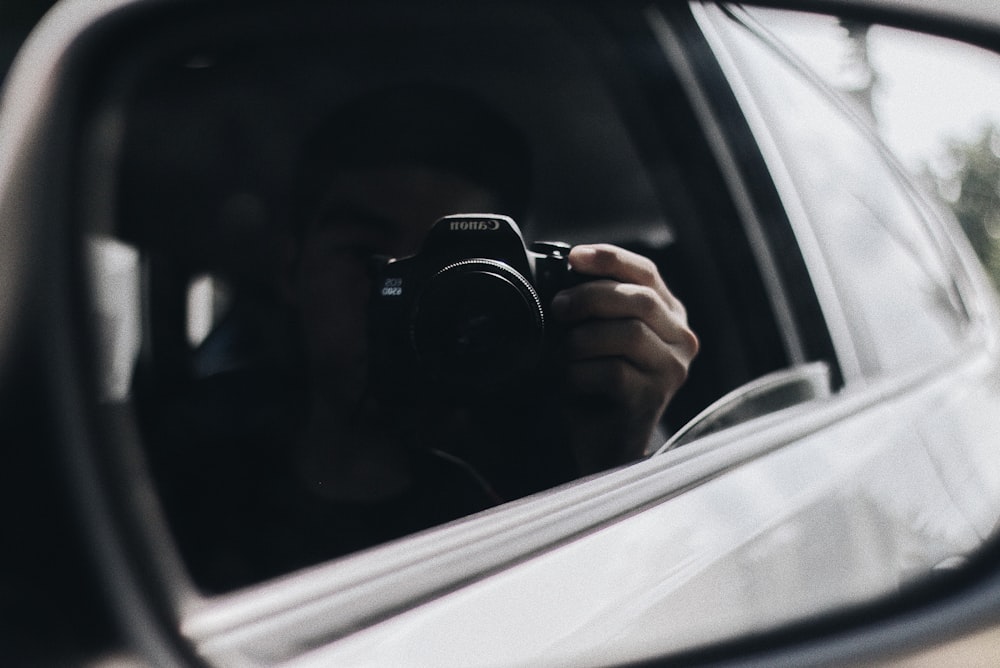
[289,165,501,402]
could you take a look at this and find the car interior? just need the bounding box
[88,0,836,591]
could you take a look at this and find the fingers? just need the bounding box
[561,320,691,408]
[549,245,699,469]
[550,242,699,412]
[568,243,657,283]
[567,244,684,313]
[551,280,698,356]
[563,318,689,377]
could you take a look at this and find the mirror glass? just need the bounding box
[82,2,1000,622]
[87,1,768,593]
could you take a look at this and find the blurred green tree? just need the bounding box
[929,124,1000,291]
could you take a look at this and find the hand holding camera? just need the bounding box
[370,214,698,473]
[369,214,590,391]
[550,243,699,470]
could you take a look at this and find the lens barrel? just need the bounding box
[411,259,545,387]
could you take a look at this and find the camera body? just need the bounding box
[370,214,589,391]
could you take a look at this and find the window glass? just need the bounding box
[708,7,970,378]
[748,6,1000,299]
[89,2,716,593]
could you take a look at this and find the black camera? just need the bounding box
[370,214,589,391]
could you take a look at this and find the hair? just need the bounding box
[291,83,533,232]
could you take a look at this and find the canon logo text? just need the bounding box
[449,219,501,232]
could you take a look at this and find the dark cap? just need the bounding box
[293,83,533,228]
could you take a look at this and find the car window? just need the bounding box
[85,1,784,593]
[745,8,1000,182]
[746,5,1000,335]
[698,4,972,381]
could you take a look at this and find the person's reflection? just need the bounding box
[152,84,698,592]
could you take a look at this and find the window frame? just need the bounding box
[649,1,845,388]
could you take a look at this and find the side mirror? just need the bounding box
[656,361,832,452]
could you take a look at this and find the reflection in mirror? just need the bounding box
[69,0,1000,662]
[85,3,765,593]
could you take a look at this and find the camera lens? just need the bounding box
[412,259,545,387]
